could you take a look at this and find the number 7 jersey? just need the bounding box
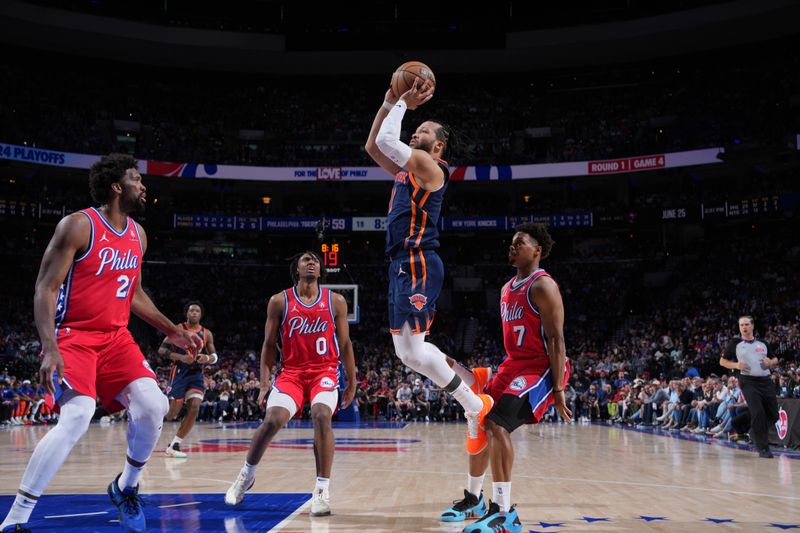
[500,269,555,363]
[280,287,341,371]
[56,207,142,333]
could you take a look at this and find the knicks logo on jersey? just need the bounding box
[394,171,408,185]
[95,247,140,276]
[500,301,524,322]
[409,293,428,311]
[287,315,330,338]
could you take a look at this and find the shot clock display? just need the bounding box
[320,242,341,268]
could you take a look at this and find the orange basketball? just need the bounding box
[391,61,436,98]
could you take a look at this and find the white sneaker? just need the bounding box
[225,469,255,506]
[164,443,188,458]
[310,488,331,517]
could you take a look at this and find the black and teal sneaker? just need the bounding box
[440,489,487,522]
[462,501,522,533]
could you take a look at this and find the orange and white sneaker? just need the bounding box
[470,367,492,395]
[466,394,494,455]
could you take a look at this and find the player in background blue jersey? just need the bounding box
[365,78,493,454]
[160,301,218,459]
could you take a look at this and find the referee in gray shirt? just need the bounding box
[720,315,780,458]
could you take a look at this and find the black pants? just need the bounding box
[732,408,751,435]
[739,376,779,451]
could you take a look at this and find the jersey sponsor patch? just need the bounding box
[409,293,428,311]
[320,376,335,389]
[509,376,527,391]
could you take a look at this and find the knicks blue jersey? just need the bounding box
[166,323,207,400]
[385,160,449,259]
[171,323,206,375]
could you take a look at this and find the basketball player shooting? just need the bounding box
[365,73,493,454]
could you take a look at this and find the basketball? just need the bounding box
[391,61,436,97]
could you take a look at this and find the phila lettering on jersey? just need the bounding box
[280,287,340,371]
[56,208,142,333]
[500,269,556,363]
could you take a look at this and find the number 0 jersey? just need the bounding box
[500,269,556,363]
[56,207,143,333]
[280,287,340,372]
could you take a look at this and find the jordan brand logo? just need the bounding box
[291,304,299,313]
[99,231,110,243]
[398,265,407,276]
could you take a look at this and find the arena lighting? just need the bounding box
[261,196,271,204]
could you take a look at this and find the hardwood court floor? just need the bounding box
[0,419,798,532]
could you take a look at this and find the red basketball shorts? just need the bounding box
[485,358,571,423]
[272,366,339,411]
[55,326,157,413]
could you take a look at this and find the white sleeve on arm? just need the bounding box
[376,100,412,167]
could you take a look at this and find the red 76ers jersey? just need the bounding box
[279,287,341,371]
[56,208,142,333]
[500,269,555,363]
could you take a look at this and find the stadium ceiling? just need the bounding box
[1,0,798,73]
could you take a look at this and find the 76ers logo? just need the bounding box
[320,377,335,389]
[409,293,428,311]
[776,408,789,440]
[510,376,527,391]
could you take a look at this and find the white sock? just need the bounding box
[451,381,483,413]
[119,460,144,490]
[467,474,485,498]
[493,482,511,513]
[450,359,476,388]
[1,493,38,528]
[170,436,183,447]
[315,477,330,491]
[242,461,257,478]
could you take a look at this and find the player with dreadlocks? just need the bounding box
[224,251,356,518]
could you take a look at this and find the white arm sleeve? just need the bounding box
[376,100,412,167]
